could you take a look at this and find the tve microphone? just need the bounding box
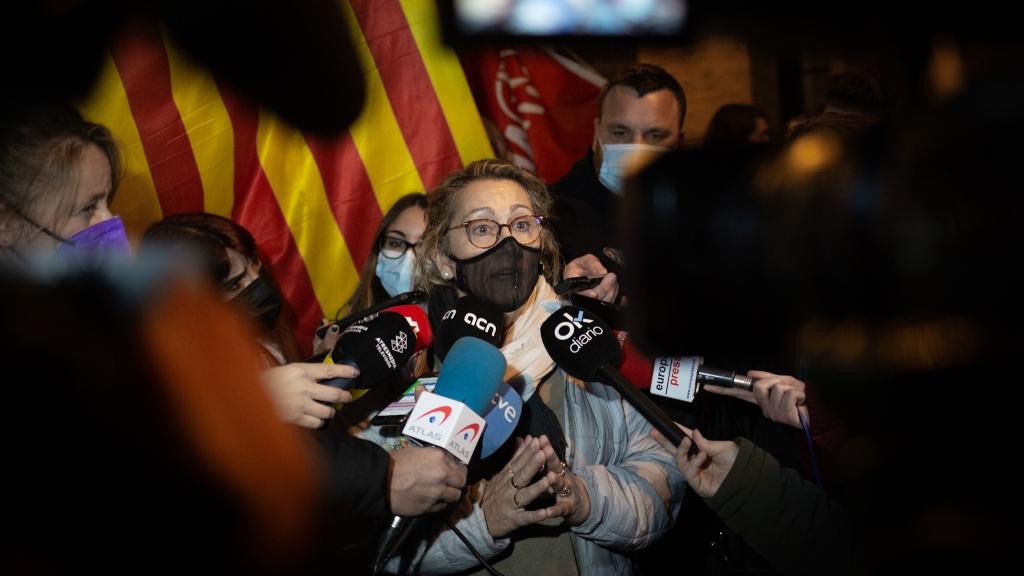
[617,334,754,403]
[374,337,508,572]
[480,382,523,459]
[434,295,505,362]
[315,311,416,390]
[541,306,688,446]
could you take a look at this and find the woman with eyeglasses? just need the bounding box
[343,193,427,316]
[377,159,684,575]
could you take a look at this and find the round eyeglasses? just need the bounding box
[379,235,418,259]
[447,215,544,249]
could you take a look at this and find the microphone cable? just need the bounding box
[798,410,822,488]
[444,518,508,576]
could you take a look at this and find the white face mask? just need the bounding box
[597,142,669,196]
[375,249,416,297]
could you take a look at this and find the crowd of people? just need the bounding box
[3,50,1012,576]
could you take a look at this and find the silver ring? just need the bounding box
[509,470,523,490]
[558,485,572,498]
[556,461,568,477]
[513,491,522,508]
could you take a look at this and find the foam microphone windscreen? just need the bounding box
[434,296,505,362]
[332,311,416,384]
[541,306,622,381]
[434,337,507,415]
[385,304,433,353]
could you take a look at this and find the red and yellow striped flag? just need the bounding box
[78,1,493,355]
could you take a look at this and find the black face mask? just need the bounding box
[449,237,541,312]
[231,269,283,331]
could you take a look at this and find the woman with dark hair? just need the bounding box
[142,213,298,366]
[141,212,356,429]
[342,192,427,316]
[0,103,128,259]
[379,159,684,575]
[704,104,771,146]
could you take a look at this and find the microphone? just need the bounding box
[434,295,505,361]
[382,304,434,356]
[314,311,417,390]
[373,337,508,571]
[315,289,427,342]
[480,381,523,459]
[540,306,689,446]
[617,334,754,403]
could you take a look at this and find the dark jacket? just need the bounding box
[548,150,622,264]
[705,437,855,576]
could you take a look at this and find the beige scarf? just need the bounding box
[500,278,564,401]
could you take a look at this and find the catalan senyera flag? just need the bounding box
[78,1,493,355]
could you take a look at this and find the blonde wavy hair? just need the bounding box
[416,159,562,294]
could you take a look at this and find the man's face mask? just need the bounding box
[597,142,669,196]
[449,236,541,313]
[54,216,132,258]
[231,268,284,331]
[376,249,416,297]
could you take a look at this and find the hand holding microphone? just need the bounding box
[703,370,809,430]
[388,446,467,516]
[260,363,357,429]
[562,253,619,303]
[652,426,738,499]
[374,336,509,571]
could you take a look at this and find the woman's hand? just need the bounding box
[481,435,557,539]
[652,426,738,498]
[260,362,356,428]
[702,370,810,430]
[563,254,619,303]
[536,435,590,525]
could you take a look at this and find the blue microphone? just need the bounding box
[480,381,522,459]
[373,337,507,572]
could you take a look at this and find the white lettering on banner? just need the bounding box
[649,357,701,403]
[442,308,457,321]
[494,49,546,173]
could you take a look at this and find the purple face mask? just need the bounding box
[56,216,132,258]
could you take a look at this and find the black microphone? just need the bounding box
[316,289,427,342]
[433,295,505,362]
[541,306,689,446]
[312,311,416,390]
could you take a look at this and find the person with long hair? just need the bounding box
[0,103,127,260]
[344,193,427,316]
[380,159,684,575]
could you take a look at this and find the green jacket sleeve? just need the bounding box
[704,437,855,576]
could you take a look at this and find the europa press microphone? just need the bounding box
[373,337,508,572]
[541,305,691,446]
[615,335,754,403]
